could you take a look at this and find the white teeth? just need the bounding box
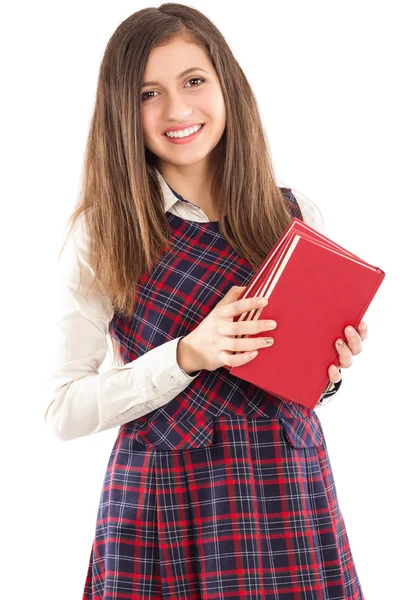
[165,124,203,138]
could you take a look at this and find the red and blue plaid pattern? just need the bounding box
[83,190,364,599]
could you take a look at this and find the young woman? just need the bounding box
[44,4,368,598]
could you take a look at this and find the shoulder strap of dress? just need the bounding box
[279,187,304,221]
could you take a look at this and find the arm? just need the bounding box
[43,213,200,442]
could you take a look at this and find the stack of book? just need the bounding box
[225,218,385,409]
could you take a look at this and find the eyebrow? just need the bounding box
[142,67,209,88]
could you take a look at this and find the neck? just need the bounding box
[155,147,221,215]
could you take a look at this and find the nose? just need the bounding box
[164,89,193,120]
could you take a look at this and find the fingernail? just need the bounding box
[360,322,367,330]
[336,339,345,348]
[346,326,355,336]
[257,297,268,305]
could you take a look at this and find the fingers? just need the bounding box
[334,338,354,370]
[219,318,277,336]
[343,325,364,357]
[329,322,367,381]
[357,321,368,341]
[220,295,268,319]
[328,364,342,384]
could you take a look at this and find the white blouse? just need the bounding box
[43,171,339,441]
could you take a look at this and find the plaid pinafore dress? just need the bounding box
[83,188,364,600]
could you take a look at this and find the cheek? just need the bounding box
[140,107,160,140]
[140,111,152,139]
[204,90,226,127]
[140,115,159,153]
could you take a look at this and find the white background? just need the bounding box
[1,1,398,598]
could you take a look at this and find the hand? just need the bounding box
[183,285,277,372]
[328,322,369,385]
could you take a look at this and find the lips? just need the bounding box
[163,123,206,145]
[163,123,205,134]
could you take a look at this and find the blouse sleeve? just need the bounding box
[290,189,342,408]
[42,212,200,442]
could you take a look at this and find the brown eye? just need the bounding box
[141,91,159,102]
[186,77,205,87]
[141,77,204,102]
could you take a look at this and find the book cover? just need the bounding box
[226,219,385,409]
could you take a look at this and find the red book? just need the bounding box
[225,218,385,409]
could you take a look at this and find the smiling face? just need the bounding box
[140,36,226,171]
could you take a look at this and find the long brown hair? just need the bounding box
[61,3,293,363]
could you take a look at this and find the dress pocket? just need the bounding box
[134,416,215,452]
[279,416,324,448]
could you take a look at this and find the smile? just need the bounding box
[164,123,205,144]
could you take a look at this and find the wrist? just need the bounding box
[177,335,202,375]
